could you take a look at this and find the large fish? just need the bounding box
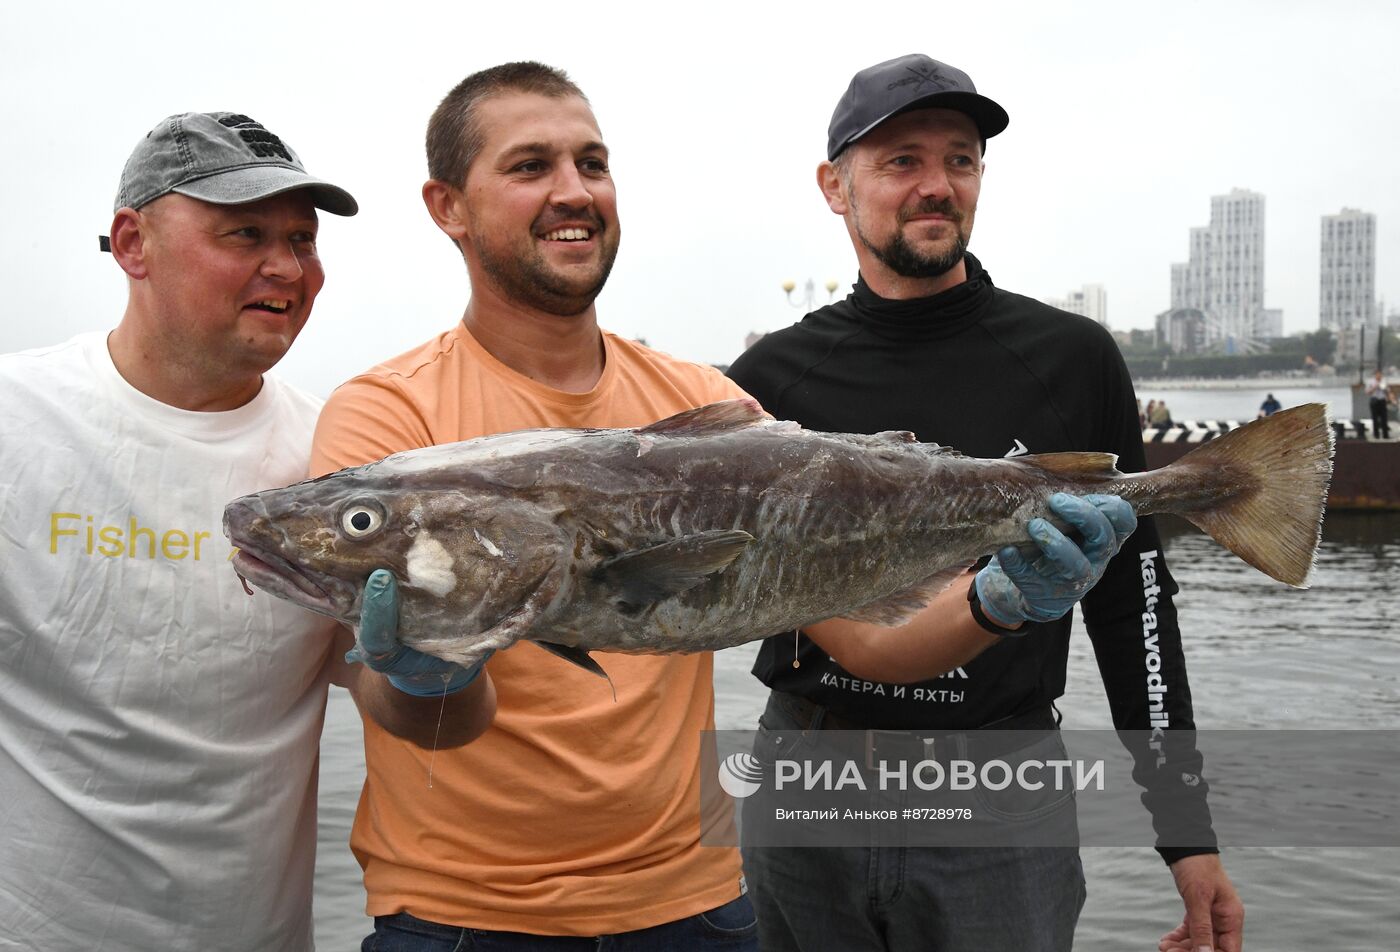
[223,400,1332,675]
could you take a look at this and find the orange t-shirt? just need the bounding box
[310,322,748,934]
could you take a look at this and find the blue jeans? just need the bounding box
[740,692,1086,952]
[359,895,758,951]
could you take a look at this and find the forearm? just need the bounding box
[802,574,1005,683]
[348,664,497,749]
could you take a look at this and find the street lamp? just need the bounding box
[782,278,840,311]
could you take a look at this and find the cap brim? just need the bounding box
[173,165,359,216]
[839,90,1010,158]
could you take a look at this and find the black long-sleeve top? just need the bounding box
[727,254,1215,863]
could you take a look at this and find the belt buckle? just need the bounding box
[864,729,935,770]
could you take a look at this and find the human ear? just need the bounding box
[108,209,149,280]
[817,161,849,215]
[421,180,469,241]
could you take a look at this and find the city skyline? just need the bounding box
[1033,191,1387,347]
[3,1,1397,399]
[1149,197,1383,349]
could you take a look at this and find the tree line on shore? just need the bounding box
[1116,327,1397,379]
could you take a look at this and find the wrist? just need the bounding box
[968,578,1027,636]
[386,662,484,698]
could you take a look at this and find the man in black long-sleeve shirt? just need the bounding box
[729,54,1243,952]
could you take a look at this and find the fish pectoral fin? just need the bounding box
[636,399,769,437]
[534,641,611,680]
[839,564,973,627]
[597,529,754,611]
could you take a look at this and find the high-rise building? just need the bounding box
[1319,208,1377,332]
[1155,307,1208,354]
[1258,308,1284,340]
[1169,188,1267,350]
[1046,283,1107,326]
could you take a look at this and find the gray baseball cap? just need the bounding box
[112,111,358,216]
[827,54,1009,161]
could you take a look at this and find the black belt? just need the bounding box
[771,691,1060,770]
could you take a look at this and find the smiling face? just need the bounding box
[135,191,325,378]
[823,107,984,297]
[455,92,620,316]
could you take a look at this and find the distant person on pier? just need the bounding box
[1367,370,1394,439]
[1258,393,1282,418]
[1145,398,1158,426]
[1150,399,1174,428]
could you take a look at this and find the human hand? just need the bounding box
[346,569,492,697]
[974,493,1137,629]
[1158,854,1244,952]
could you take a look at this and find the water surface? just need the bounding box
[314,513,1400,950]
[1134,385,1354,423]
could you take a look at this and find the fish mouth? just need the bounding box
[229,541,348,619]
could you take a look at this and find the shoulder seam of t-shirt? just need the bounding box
[0,334,91,366]
[362,329,461,385]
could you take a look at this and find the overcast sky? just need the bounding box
[4,0,1395,397]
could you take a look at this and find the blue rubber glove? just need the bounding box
[975,493,1138,631]
[346,569,492,697]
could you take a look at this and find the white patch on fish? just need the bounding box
[406,532,457,596]
[473,529,503,558]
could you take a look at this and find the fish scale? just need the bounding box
[223,399,1333,675]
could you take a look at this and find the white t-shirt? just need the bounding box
[0,333,338,951]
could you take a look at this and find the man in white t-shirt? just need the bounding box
[0,112,357,950]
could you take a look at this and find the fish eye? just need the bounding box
[341,504,384,539]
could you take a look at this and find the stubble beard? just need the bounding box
[475,226,620,317]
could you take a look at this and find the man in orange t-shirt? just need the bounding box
[311,62,759,947]
[313,61,1109,947]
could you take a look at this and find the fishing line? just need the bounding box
[426,673,451,789]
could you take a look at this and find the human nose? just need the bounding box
[260,238,305,281]
[548,163,594,209]
[915,164,953,202]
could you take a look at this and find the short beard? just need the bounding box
[475,227,620,316]
[865,230,967,280]
[855,196,969,280]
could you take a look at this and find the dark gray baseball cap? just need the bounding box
[827,54,1009,161]
[112,111,358,216]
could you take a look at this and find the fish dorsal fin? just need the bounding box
[1018,451,1121,477]
[839,564,972,626]
[596,529,754,611]
[636,399,768,437]
[919,442,966,458]
[534,641,610,680]
[873,429,919,444]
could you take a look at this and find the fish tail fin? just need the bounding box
[1162,403,1333,588]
